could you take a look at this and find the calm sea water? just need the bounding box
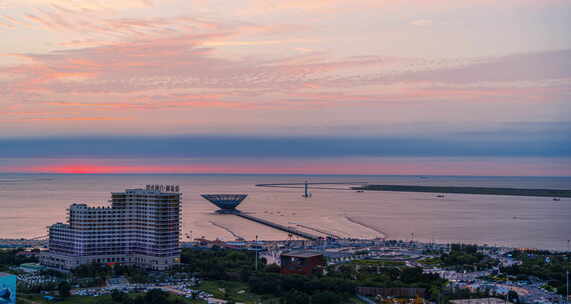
[0,174,570,250]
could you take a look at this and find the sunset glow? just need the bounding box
[2,157,569,176]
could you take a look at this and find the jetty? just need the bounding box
[201,193,321,240]
[256,182,368,191]
[235,213,319,241]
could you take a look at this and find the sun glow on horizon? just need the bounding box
[3,157,569,176]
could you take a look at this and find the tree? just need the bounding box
[144,288,170,304]
[248,273,282,294]
[111,290,130,303]
[190,290,200,299]
[58,281,71,297]
[508,290,519,303]
[285,289,310,304]
[265,263,281,273]
[312,291,341,304]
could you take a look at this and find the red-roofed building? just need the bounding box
[280,251,325,275]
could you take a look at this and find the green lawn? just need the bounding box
[348,296,370,303]
[351,259,406,266]
[197,280,279,303]
[417,257,442,266]
[19,294,111,304]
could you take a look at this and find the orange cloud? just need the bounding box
[0,20,15,29]
[9,0,154,11]
[4,5,227,46]
[22,116,126,121]
[1,15,27,26]
[40,93,247,111]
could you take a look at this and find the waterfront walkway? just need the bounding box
[234,213,319,240]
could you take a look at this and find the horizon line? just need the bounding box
[1,172,570,178]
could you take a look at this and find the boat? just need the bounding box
[356,190,364,193]
[436,194,445,198]
[552,198,560,201]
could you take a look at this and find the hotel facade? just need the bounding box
[40,185,181,271]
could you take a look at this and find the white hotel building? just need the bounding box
[40,185,181,271]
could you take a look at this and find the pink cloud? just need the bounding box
[41,93,246,110]
[10,0,154,11]
[1,34,395,97]
[1,1,569,132]
[1,45,568,128]
[239,0,568,15]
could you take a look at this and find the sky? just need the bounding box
[0,0,570,175]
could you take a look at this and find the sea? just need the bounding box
[0,174,570,250]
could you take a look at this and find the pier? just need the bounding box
[256,182,368,191]
[201,192,321,240]
[234,213,320,241]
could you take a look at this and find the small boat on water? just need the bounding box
[552,198,560,201]
[436,194,445,198]
[356,190,364,193]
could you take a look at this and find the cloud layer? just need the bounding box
[0,0,570,175]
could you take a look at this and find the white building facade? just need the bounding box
[40,185,181,271]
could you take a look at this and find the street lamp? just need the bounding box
[566,240,569,304]
[566,269,569,304]
[565,240,570,304]
[255,235,259,272]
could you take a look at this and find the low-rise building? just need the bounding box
[19,263,46,273]
[280,251,325,275]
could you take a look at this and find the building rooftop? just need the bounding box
[111,185,181,195]
[281,251,323,258]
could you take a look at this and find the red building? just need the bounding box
[280,251,325,275]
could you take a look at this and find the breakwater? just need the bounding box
[352,185,571,198]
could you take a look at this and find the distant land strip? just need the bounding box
[351,185,571,198]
